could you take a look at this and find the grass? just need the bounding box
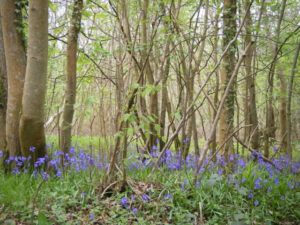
[0,137,300,224]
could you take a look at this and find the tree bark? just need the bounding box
[264,0,287,157]
[286,42,300,158]
[218,0,237,158]
[0,0,26,157]
[19,0,48,160]
[244,0,259,150]
[0,14,7,151]
[278,67,287,151]
[60,0,83,153]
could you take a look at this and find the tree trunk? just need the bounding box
[141,0,159,149]
[244,0,259,150]
[19,0,48,160]
[0,0,26,157]
[278,67,287,151]
[60,0,83,153]
[0,15,7,150]
[264,0,287,157]
[286,42,300,158]
[218,0,237,158]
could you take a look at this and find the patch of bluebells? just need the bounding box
[0,147,109,181]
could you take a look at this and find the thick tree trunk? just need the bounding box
[0,0,26,157]
[218,0,237,158]
[60,0,83,153]
[0,15,7,150]
[19,0,48,160]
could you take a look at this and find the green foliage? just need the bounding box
[1,159,299,224]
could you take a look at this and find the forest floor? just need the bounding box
[0,137,300,225]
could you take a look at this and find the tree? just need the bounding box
[0,14,7,150]
[60,0,83,153]
[0,0,26,157]
[19,0,48,160]
[218,0,237,158]
[264,0,287,157]
[243,0,259,150]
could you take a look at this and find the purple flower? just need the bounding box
[12,167,20,175]
[131,195,136,202]
[274,177,279,185]
[41,171,49,181]
[29,146,35,153]
[34,157,46,168]
[218,169,223,176]
[163,193,172,200]
[69,147,75,154]
[238,159,246,168]
[56,170,62,178]
[248,192,253,199]
[241,177,246,183]
[132,207,138,215]
[142,194,150,202]
[89,213,95,221]
[254,200,259,206]
[0,150,3,158]
[254,178,262,189]
[121,197,129,207]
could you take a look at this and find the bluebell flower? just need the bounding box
[280,195,285,200]
[248,192,253,199]
[254,200,259,206]
[163,193,172,200]
[54,150,64,157]
[241,177,246,183]
[89,213,95,221]
[121,197,129,207]
[238,159,246,168]
[69,147,75,154]
[41,171,49,181]
[142,194,150,202]
[183,137,190,144]
[12,167,20,175]
[132,207,138,215]
[218,168,223,176]
[34,157,46,168]
[254,178,262,189]
[29,146,35,153]
[131,195,136,202]
[274,177,279,185]
[0,150,3,158]
[56,170,62,178]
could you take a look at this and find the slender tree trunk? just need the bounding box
[0,0,26,157]
[244,0,259,150]
[264,0,287,157]
[218,0,237,158]
[0,15,7,150]
[278,67,287,150]
[287,42,300,158]
[60,0,83,153]
[19,0,48,160]
[141,0,159,149]
[211,7,220,156]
